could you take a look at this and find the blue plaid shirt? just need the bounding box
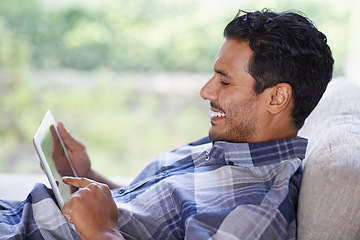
[0,136,307,240]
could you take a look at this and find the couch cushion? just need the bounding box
[297,77,360,239]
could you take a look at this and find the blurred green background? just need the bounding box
[0,0,358,177]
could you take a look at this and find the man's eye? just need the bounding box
[220,81,230,86]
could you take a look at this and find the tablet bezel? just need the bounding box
[33,110,77,209]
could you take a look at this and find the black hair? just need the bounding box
[224,9,334,128]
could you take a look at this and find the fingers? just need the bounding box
[57,121,73,145]
[61,177,93,224]
[62,209,73,224]
[50,124,64,161]
[57,121,85,151]
[50,124,61,148]
[57,121,68,138]
[62,176,96,188]
[61,178,120,239]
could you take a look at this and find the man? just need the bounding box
[0,9,333,240]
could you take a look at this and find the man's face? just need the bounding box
[200,38,263,143]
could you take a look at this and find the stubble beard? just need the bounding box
[209,98,259,143]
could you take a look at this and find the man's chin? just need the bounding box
[209,134,232,143]
[208,129,250,143]
[208,130,225,142]
[209,127,236,142]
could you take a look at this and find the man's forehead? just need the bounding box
[213,39,252,76]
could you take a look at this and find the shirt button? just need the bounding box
[228,161,234,165]
[205,153,210,161]
[163,171,169,176]
[118,188,125,194]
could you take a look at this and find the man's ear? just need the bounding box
[268,83,292,114]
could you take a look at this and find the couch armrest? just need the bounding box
[298,78,360,239]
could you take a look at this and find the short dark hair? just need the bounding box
[224,9,334,128]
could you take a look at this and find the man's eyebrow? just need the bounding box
[215,69,230,78]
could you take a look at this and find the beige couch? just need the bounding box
[298,77,360,239]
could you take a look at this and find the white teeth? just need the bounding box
[212,112,225,117]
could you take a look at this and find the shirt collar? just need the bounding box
[209,137,308,167]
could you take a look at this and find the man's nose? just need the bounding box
[200,77,217,101]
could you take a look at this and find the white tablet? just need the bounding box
[33,110,78,209]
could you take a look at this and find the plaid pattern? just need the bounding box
[0,136,307,240]
[0,183,80,240]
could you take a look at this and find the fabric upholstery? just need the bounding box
[297,77,360,239]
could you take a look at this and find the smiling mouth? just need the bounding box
[210,102,226,119]
[211,111,226,117]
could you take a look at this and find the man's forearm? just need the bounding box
[87,168,123,190]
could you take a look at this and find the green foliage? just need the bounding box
[0,0,352,73]
[0,0,225,72]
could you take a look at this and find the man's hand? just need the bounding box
[50,121,123,190]
[62,177,124,240]
[50,121,91,178]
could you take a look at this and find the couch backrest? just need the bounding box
[297,77,360,239]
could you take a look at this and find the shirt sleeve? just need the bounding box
[184,204,296,240]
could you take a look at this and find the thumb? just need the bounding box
[62,207,73,224]
[57,121,70,140]
[57,121,83,149]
